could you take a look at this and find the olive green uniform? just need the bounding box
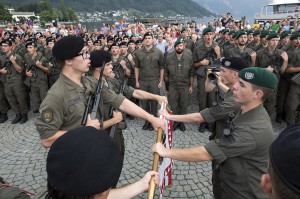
[44,46,61,88]
[256,47,284,115]
[105,77,134,157]
[35,74,125,140]
[286,47,300,124]
[112,55,126,82]
[204,104,273,199]
[200,90,240,199]
[193,42,217,112]
[24,52,49,110]
[0,76,10,115]
[0,53,28,115]
[276,44,294,119]
[226,46,253,66]
[135,46,164,116]
[165,49,194,115]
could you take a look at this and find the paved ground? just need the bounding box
[0,89,287,199]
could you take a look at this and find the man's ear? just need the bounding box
[261,173,273,194]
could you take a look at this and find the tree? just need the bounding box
[0,3,12,21]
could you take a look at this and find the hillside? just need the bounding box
[192,0,263,21]
[2,0,214,17]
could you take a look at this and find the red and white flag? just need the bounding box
[158,102,173,198]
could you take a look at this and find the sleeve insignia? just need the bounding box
[42,109,53,123]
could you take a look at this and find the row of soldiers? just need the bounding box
[1,25,300,129]
[180,27,300,130]
[0,30,144,125]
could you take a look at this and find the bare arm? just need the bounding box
[280,51,288,73]
[161,109,204,123]
[102,111,123,129]
[286,66,300,73]
[153,143,213,162]
[133,89,167,105]
[119,99,164,130]
[107,171,159,199]
[135,67,140,88]
[41,130,67,148]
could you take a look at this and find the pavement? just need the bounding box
[0,89,287,199]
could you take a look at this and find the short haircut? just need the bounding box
[269,163,300,199]
[251,84,274,101]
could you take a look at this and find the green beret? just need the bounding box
[253,30,261,36]
[181,27,187,33]
[90,50,112,68]
[223,29,230,34]
[174,37,185,47]
[47,126,123,196]
[202,27,213,35]
[222,57,248,71]
[260,30,270,38]
[247,30,253,35]
[2,38,12,46]
[52,36,84,60]
[290,31,300,40]
[143,32,153,40]
[239,67,278,89]
[219,29,224,34]
[267,32,279,40]
[280,31,289,39]
[232,31,239,39]
[235,30,247,39]
[229,30,236,35]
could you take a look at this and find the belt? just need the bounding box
[140,76,158,81]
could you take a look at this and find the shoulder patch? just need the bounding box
[42,109,53,123]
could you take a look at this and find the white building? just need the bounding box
[10,12,38,22]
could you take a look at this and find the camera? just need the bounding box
[207,58,222,83]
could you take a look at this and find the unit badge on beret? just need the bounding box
[245,72,254,79]
[42,109,53,123]
[224,61,231,67]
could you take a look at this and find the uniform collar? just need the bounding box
[60,73,92,93]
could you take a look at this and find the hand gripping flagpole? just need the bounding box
[147,102,166,199]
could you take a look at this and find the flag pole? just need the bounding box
[147,127,164,199]
[148,102,166,199]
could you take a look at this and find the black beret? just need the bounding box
[47,126,122,197]
[143,32,153,40]
[52,36,84,60]
[128,39,135,44]
[1,39,12,46]
[97,34,105,40]
[269,123,300,195]
[119,41,128,46]
[110,42,119,48]
[93,39,101,45]
[4,31,11,35]
[107,36,114,42]
[90,50,112,68]
[135,39,142,44]
[25,41,36,48]
[123,35,129,39]
[222,57,248,71]
[46,37,56,45]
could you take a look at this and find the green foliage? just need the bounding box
[0,2,12,21]
[3,0,213,17]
